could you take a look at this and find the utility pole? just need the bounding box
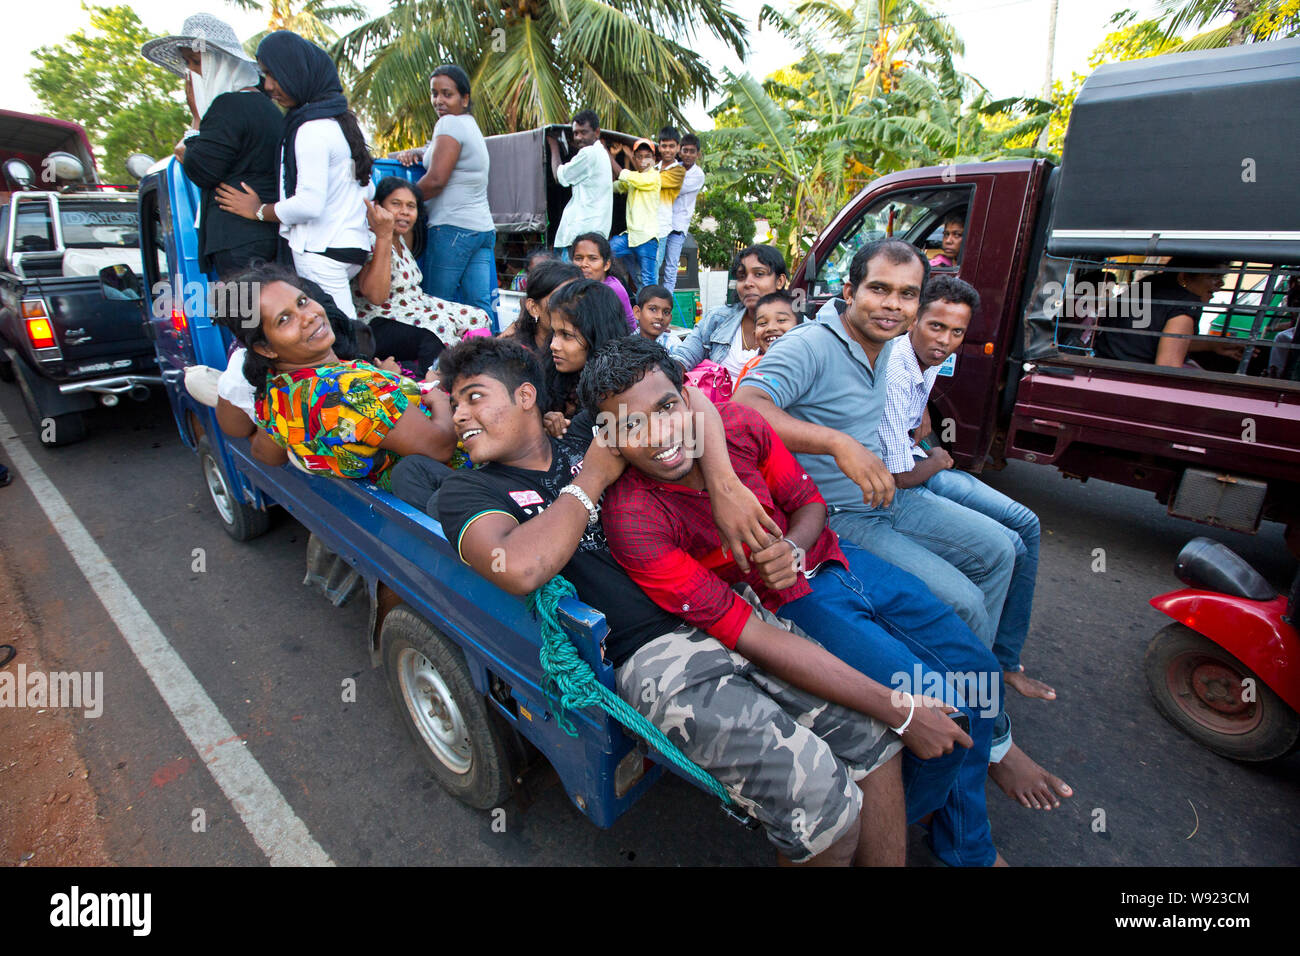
[1038,0,1059,149]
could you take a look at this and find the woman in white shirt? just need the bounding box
[216,30,373,319]
[397,65,498,326]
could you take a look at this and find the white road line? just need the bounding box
[0,410,333,867]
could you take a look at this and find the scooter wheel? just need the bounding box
[1145,622,1300,762]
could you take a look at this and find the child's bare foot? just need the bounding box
[1005,665,1056,700]
[988,743,1072,809]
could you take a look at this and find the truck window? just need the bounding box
[812,186,973,299]
[59,201,138,249]
[13,202,55,252]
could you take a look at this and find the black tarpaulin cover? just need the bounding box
[1049,37,1300,264]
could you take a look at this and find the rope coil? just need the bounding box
[528,576,735,807]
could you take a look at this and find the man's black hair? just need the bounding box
[438,336,545,410]
[680,134,700,149]
[572,109,600,130]
[943,209,966,228]
[658,125,680,143]
[847,237,929,290]
[919,274,980,319]
[755,290,797,315]
[578,336,684,419]
[731,243,788,280]
[636,284,673,308]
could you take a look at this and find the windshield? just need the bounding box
[59,201,139,249]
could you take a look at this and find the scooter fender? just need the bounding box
[1150,589,1300,713]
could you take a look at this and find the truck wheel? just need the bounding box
[197,436,269,541]
[382,606,515,810]
[0,352,14,383]
[1144,622,1300,762]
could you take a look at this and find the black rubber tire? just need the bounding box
[1145,622,1300,762]
[196,436,270,541]
[0,352,14,383]
[382,606,515,810]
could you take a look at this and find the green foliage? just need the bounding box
[27,4,188,182]
[226,0,368,51]
[333,0,748,151]
[1154,0,1300,49]
[692,189,755,270]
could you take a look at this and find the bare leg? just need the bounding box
[777,817,859,868]
[853,752,905,866]
[988,742,1073,809]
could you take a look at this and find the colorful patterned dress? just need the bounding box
[353,237,491,343]
[256,361,428,490]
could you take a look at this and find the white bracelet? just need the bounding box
[889,692,915,736]
[558,484,599,527]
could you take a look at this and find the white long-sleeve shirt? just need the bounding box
[274,118,373,255]
[553,141,613,248]
[670,164,705,233]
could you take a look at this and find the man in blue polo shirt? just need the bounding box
[735,237,1070,811]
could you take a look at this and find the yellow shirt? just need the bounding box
[616,168,661,248]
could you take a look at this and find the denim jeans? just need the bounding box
[658,230,686,293]
[924,468,1040,674]
[423,224,499,329]
[609,233,658,289]
[781,541,999,867]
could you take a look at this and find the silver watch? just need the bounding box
[558,484,600,527]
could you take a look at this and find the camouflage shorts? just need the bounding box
[615,586,903,862]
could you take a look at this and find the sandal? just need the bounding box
[0,645,14,668]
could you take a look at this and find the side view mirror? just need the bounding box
[3,158,35,191]
[99,263,143,300]
[125,154,156,181]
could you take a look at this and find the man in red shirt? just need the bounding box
[582,336,1006,866]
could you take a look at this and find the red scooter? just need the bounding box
[1146,537,1300,761]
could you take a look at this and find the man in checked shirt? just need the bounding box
[582,336,1007,867]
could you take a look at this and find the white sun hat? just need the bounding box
[140,13,257,78]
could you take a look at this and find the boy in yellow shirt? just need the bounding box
[609,138,661,289]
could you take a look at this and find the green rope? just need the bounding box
[528,576,736,807]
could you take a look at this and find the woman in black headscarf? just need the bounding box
[215,30,373,320]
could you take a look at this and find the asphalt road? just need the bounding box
[0,384,1296,867]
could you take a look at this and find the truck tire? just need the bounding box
[0,352,14,383]
[382,606,515,810]
[1144,622,1300,762]
[197,436,269,541]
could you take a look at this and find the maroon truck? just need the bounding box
[792,38,1300,553]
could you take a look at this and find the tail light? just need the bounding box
[22,300,56,348]
[171,309,187,334]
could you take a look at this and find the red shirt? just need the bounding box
[602,402,846,648]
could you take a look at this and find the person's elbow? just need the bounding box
[731,383,771,410]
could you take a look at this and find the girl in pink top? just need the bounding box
[571,231,637,332]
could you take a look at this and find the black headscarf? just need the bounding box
[256,30,350,199]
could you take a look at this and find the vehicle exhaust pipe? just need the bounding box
[128,384,151,402]
[100,392,119,407]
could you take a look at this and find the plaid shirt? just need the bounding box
[602,402,845,648]
[877,338,939,474]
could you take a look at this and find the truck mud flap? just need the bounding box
[5,348,96,418]
[302,532,364,607]
[1169,469,1267,534]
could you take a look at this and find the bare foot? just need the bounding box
[988,743,1072,809]
[1005,666,1056,700]
[994,851,1009,867]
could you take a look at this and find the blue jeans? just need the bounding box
[424,224,499,330]
[658,230,686,293]
[609,233,658,289]
[782,541,999,866]
[924,468,1040,674]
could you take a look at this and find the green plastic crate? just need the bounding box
[672,289,700,328]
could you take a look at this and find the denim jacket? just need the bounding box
[669,302,745,370]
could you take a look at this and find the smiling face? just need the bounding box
[754,300,798,352]
[597,366,694,483]
[635,295,673,339]
[381,185,420,238]
[251,280,335,368]
[572,240,609,281]
[430,73,468,117]
[258,63,296,109]
[658,139,679,164]
[1179,269,1226,302]
[548,312,589,374]
[844,254,925,360]
[449,372,537,465]
[734,254,788,314]
[910,298,970,369]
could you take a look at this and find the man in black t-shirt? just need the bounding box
[435,337,906,866]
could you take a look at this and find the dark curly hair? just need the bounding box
[578,335,682,419]
[919,274,980,318]
[438,336,545,410]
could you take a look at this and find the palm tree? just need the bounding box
[1154,0,1300,49]
[226,0,368,49]
[331,0,748,151]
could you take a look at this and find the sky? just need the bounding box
[6,0,1169,131]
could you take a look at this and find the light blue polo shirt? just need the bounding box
[739,310,895,512]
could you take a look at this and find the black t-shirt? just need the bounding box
[437,438,682,667]
[1096,279,1204,364]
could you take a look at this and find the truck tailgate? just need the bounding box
[32,274,153,372]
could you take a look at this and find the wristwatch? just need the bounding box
[782,537,807,575]
[559,484,600,527]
